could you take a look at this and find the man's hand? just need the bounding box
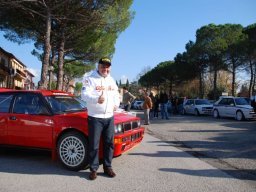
[98,91,105,104]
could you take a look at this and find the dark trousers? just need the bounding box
[88,116,114,171]
[124,103,131,111]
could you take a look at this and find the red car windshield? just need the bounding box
[45,96,86,114]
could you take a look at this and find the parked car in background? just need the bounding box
[0,89,145,171]
[242,97,251,105]
[182,99,213,116]
[133,100,144,110]
[213,96,256,121]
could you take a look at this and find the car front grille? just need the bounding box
[123,122,132,131]
[123,121,139,132]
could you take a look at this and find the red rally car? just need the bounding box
[0,89,145,171]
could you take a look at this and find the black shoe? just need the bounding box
[104,168,116,178]
[89,171,97,180]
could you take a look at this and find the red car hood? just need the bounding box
[114,111,140,124]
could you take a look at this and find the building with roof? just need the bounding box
[0,47,35,89]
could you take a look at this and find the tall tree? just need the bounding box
[223,24,246,96]
[243,23,256,96]
[185,41,208,98]
[195,24,228,99]
[0,0,134,90]
[126,79,129,87]
[0,0,68,89]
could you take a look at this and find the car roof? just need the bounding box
[0,88,73,97]
[219,96,245,99]
[218,96,233,99]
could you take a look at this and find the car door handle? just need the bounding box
[9,116,17,120]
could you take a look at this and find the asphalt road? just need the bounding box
[144,113,256,183]
[1,112,256,191]
[1,130,256,192]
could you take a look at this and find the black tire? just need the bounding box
[236,110,244,121]
[57,132,88,171]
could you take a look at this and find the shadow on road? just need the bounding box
[142,115,256,182]
[0,148,89,179]
[159,168,256,181]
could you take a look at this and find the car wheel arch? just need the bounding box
[56,128,88,144]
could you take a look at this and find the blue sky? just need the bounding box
[1,0,256,84]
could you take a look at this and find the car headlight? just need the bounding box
[137,120,141,127]
[114,124,123,134]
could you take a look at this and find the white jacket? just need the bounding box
[81,70,120,118]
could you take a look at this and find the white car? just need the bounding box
[213,96,256,121]
[182,99,213,116]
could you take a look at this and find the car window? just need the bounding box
[195,99,211,105]
[13,93,50,115]
[227,98,235,106]
[186,100,193,105]
[218,98,228,105]
[235,98,249,105]
[0,93,13,113]
[45,96,86,114]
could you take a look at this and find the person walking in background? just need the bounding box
[143,90,153,125]
[81,57,120,180]
[149,92,155,119]
[159,91,169,119]
[122,86,136,112]
[153,95,160,119]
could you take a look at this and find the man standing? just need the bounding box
[159,91,169,119]
[122,86,136,111]
[81,57,120,180]
[142,91,153,125]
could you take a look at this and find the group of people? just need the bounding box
[123,88,184,124]
[123,88,184,125]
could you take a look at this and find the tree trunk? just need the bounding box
[199,71,203,98]
[57,31,65,90]
[48,50,56,90]
[39,10,51,89]
[253,62,256,93]
[213,67,218,100]
[249,59,254,97]
[65,78,70,92]
[231,58,236,96]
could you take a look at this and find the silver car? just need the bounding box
[182,99,213,116]
[213,96,256,121]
